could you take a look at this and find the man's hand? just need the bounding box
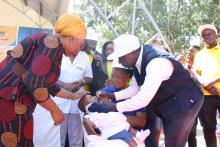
[88,101,117,113]
[97,91,115,101]
[209,88,218,95]
[201,81,218,95]
[217,90,220,97]
[50,107,65,126]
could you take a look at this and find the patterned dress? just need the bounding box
[0,33,63,147]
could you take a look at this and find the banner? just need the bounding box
[0,25,17,46]
[0,26,53,62]
[17,26,53,43]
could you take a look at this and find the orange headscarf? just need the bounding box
[55,13,87,39]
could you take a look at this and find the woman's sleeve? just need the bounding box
[21,34,63,103]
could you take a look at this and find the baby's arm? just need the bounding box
[83,117,100,135]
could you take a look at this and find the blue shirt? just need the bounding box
[101,86,146,116]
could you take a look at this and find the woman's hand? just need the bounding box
[50,107,65,126]
[57,81,82,92]
[68,91,90,100]
[59,82,74,91]
[39,98,64,125]
[71,82,82,92]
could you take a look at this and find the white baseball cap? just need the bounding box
[108,34,140,60]
[198,24,218,35]
[112,58,128,69]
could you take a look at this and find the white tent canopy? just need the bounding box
[0,0,170,52]
[0,0,70,29]
[0,0,70,61]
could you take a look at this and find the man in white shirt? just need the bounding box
[94,34,204,147]
[33,51,93,147]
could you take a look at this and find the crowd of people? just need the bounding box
[0,12,219,147]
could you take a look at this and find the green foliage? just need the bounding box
[70,0,220,54]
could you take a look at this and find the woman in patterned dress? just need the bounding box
[0,13,87,147]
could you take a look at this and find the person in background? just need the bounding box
[175,53,186,66]
[0,13,88,147]
[102,41,114,59]
[186,45,200,70]
[101,41,114,81]
[185,41,200,147]
[57,51,92,147]
[82,39,108,96]
[95,34,204,147]
[193,24,220,147]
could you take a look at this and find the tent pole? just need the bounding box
[88,0,119,36]
[137,0,172,53]
[131,0,137,34]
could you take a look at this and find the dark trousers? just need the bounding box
[145,108,158,147]
[199,95,220,147]
[188,118,198,147]
[155,94,204,147]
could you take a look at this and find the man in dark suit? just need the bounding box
[91,34,204,147]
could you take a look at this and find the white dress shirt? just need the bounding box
[115,47,174,113]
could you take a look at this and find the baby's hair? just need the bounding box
[125,69,133,78]
[114,67,133,78]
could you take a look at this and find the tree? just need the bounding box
[70,0,220,53]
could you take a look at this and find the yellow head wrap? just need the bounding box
[55,13,87,39]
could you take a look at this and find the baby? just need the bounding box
[78,95,150,147]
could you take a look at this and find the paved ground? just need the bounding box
[159,119,220,147]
